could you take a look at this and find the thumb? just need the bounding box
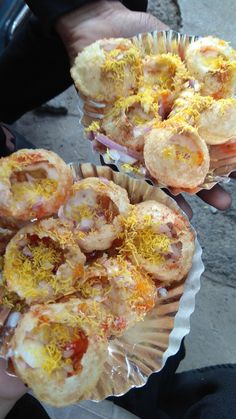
[115,11,169,38]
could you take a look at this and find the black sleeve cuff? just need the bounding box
[25,0,97,28]
[25,0,148,28]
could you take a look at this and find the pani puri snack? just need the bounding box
[0,149,73,221]
[3,218,86,304]
[0,152,198,407]
[169,89,236,145]
[101,88,161,153]
[73,33,236,190]
[197,98,236,144]
[71,38,142,102]
[59,177,130,253]
[82,256,157,331]
[11,300,109,406]
[144,123,210,189]
[185,36,236,99]
[142,53,189,93]
[118,201,195,283]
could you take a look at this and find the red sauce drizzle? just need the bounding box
[64,331,89,376]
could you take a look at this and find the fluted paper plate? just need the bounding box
[0,163,204,402]
[69,163,204,400]
[77,30,236,196]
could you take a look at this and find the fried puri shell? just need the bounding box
[144,124,210,189]
[60,177,130,253]
[185,36,236,98]
[0,149,73,221]
[71,38,142,102]
[120,201,195,283]
[11,300,108,406]
[4,218,86,304]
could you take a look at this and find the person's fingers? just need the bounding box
[137,12,169,33]
[173,195,193,219]
[0,358,27,399]
[230,171,236,179]
[197,184,232,210]
[57,0,169,59]
[164,190,193,219]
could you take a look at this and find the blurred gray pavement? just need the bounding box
[12,0,236,416]
[177,0,236,371]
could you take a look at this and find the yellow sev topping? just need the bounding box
[121,164,143,174]
[1,152,51,180]
[142,53,189,91]
[85,121,101,133]
[169,94,213,126]
[162,144,203,166]
[110,88,160,118]
[39,324,71,374]
[11,179,57,204]
[0,286,24,311]
[80,272,111,299]
[216,98,236,112]
[118,210,172,265]
[52,301,109,335]
[42,344,63,375]
[4,236,76,301]
[65,203,94,223]
[65,185,117,227]
[99,257,156,316]
[0,159,21,179]
[200,52,229,70]
[11,152,42,166]
[102,46,142,82]
[31,323,84,375]
[127,267,156,312]
[34,222,76,247]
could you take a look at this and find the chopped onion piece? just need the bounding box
[158,288,168,297]
[22,246,33,258]
[95,134,143,161]
[79,218,93,231]
[63,349,74,359]
[6,312,21,328]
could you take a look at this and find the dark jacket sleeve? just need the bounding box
[25,0,95,27]
[25,0,148,28]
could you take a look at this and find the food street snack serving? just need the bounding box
[185,36,236,98]
[144,124,210,189]
[11,300,110,407]
[119,201,195,283]
[0,150,197,406]
[0,149,73,221]
[59,177,130,252]
[82,256,157,330]
[72,33,236,192]
[4,218,86,304]
[71,38,142,102]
